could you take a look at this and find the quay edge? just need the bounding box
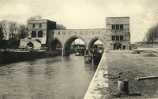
[84,52,109,99]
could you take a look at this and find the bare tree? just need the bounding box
[0,20,20,40]
[9,22,19,40]
[0,20,8,40]
[0,20,22,48]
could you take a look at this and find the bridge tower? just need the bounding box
[106,17,131,50]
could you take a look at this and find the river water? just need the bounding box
[0,55,96,99]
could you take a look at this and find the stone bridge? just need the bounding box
[50,29,111,56]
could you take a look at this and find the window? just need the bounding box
[32,24,35,28]
[38,31,43,37]
[120,24,123,30]
[31,31,36,37]
[116,36,119,41]
[112,25,115,30]
[112,36,115,41]
[116,25,119,30]
[112,24,124,30]
[39,23,42,28]
[120,35,123,41]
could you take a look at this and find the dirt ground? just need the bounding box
[106,50,158,99]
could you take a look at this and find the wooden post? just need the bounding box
[118,79,129,95]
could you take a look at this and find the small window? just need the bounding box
[31,31,36,37]
[112,25,115,30]
[32,24,35,28]
[116,36,119,41]
[112,36,115,41]
[120,24,123,30]
[39,23,42,28]
[116,25,119,30]
[120,35,123,41]
[38,31,43,37]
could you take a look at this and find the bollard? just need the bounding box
[117,79,129,95]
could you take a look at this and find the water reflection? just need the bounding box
[0,55,96,99]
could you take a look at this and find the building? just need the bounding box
[106,17,130,50]
[19,16,56,50]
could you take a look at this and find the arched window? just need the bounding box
[31,31,36,37]
[38,31,43,37]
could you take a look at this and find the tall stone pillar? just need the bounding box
[61,48,65,56]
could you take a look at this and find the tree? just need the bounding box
[18,25,28,39]
[0,20,21,48]
[144,24,158,43]
[0,24,4,40]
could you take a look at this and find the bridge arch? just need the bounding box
[51,38,63,55]
[88,37,104,49]
[63,35,86,56]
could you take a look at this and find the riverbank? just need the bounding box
[84,50,158,99]
[0,49,59,64]
[84,52,109,99]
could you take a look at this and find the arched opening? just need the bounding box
[51,38,62,55]
[88,38,104,65]
[64,36,86,56]
[31,31,36,38]
[88,38,104,52]
[27,42,34,49]
[38,31,43,37]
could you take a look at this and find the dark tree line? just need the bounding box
[144,24,158,43]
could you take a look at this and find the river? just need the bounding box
[0,55,96,99]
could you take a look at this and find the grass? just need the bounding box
[106,50,158,98]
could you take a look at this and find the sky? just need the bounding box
[0,0,158,43]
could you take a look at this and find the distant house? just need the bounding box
[19,16,56,50]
